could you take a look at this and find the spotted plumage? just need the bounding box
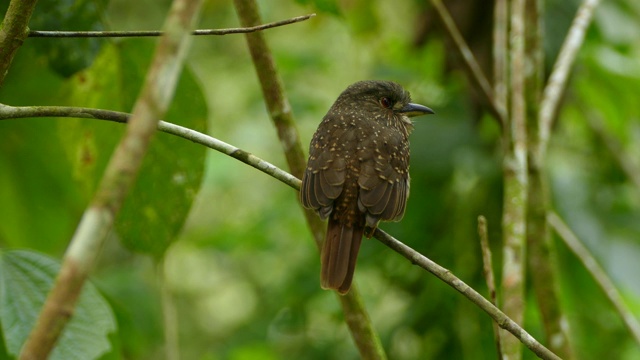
[300,80,434,294]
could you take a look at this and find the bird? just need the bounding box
[300,80,434,294]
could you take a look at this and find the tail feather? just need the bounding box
[321,217,364,294]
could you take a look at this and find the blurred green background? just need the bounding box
[1,0,639,359]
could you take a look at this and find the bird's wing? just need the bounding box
[357,129,410,227]
[300,122,349,219]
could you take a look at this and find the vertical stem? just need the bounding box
[500,0,528,358]
[232,1,386,358]
[493,0,509,116]
[525,0,574,357]
[527,167,573,358]
[0,0,39,87]
[18,0,204,357]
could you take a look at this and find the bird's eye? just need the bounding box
[379,97,393,109]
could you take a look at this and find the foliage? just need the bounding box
[1,0,639,359]
[0,250,116,359]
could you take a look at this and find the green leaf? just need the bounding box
[0,45,83,254]
[58,40,207,257]
[0,250,116,359]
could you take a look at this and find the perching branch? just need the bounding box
[0,106,560,359]
[0,105,300,190]
[27,14,315,38]
[374,229,560,360]
[17,0,204,357]
[548,212,640,346]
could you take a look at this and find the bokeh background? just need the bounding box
[1,0,639,359]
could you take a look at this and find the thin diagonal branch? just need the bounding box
[538,0,601,159]
[27,14,315,38]
[430,0,506,126]
[1,107,559,359]
[548,212,640,346]
[17,0,204,357]
[374,229,560,360]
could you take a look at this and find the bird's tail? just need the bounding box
[320,217,364,294]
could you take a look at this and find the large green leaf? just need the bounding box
[0,249,116,359]
[0,46,83,254]
[58,40,207,257]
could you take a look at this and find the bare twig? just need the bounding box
[0,0,39,87]
[18,0,204,357]
[548,212,640,346]
[429,0,506,126]
[1,107,559,359]
[538,0,601,159]
[232,1,386,358]
[478,216,502,360]
[27,14,315,38]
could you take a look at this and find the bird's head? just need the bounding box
[332,80,434,133]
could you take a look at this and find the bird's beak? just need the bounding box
[399,103,435,117]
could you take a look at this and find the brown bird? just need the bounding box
[300,80,434,294]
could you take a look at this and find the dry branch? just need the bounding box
[27,14,315,38]
[0,105,301,189]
